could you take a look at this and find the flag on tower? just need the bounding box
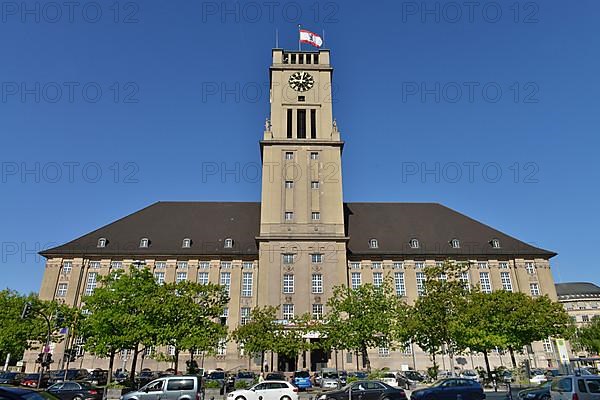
[299,29,323,48]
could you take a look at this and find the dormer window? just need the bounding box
[224,238,233,248]
[369,239,378,249]
[97,238,107,248]
[409,238,420,249]
[491,239,501,249]
[450,239,460,249]
[139,238,149,248]
[182,238,191,248]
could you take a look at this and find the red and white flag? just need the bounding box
[300,29,323,48]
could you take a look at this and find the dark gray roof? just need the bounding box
[555,282,600,298]
[41,201,555,259]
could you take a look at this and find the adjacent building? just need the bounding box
[29,48,560,373]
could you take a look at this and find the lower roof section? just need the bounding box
[40,201,555,259]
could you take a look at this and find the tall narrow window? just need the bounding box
[155,272,165,285]
[395,272,406,296]
[176,271,187,283]
[416,272,426,296]
[56,283,68,297]
[283,274,295,293]
[310,109,317,139]
[530,283,540,296]
[500,271,513,292]
[241,272,253,297]
[287,109,293,138]
[62,261,73,274]
[198,271,209,285]
[480,272,492,293]
[373,272,383,288]
[312,304,323,320]
[297,109,306,138]
[85,272,97,296]
[312,274,323,294]
[282,304,294,320]
[240,307,251,325]
[220,272,231,295]
[351,272,362,289]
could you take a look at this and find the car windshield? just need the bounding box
[430,379,447,387]
[463,371,476,376]
[383,373,395,378]
[294,371,310,378]
[0,373,16,378]
[208,372,225,379]
[354,372,367,378]
[323,372,338,379]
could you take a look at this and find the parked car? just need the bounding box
[135,370,160,388]
[403,371,425,384]
[227,380,298,400]
[46,381,103,400]
[410,378,485,400]
[460,370,480,383]
[0,386,60,400]
[381,372,399,387]
[395,374,411,390]
[550,375,600,399]
[518,380,552,400]
[121,375,202,400]
[291,371,311,390]
[348,372,368,380]
[234,371,256,388]
[0,372,25,385]
[20,373,50,389]
[48,370,89,385]
[85,370,108,386]
[320,369,341,389]
[318,380,407,400]
[531,371,550,385]
[205,370,227,393]
[265,372,286,382]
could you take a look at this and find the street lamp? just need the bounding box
[21,302,52,389]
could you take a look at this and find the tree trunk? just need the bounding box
[260,351,265,373]
[107,349,116,386]
[509,346,517,368]
[361,342,371,372]
[130,343,139,385]
[483,351,491,380]
[174,348,180,374]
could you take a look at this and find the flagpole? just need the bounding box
[298,24,301,51]
[322,29,325,47]
[275,28,279,48]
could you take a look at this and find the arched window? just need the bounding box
[182,238,191,248]
[491,239,501,249]
[368,239,378,249]
[450,238,460,249]
[97,238,107,248]
[409,238,420,249]
[139,238,149,248]
[224,238,233,248]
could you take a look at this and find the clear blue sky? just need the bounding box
[1,0,598,293]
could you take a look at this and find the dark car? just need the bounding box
[205,370,227,394]
[20,373,50,389]
[410,378,485,400]
[265,372,286,381]
[0,386,60,400]
[85,370,108,386]
[348,372,368,380]
[48,370,89,385]
[319,380,406,400]
[517,380,551,400]
[403,371,425,384]
[0,372,25,385]
[46,381,103,400]
[136,370,159,388]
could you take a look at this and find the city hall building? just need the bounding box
[30,49,560,373]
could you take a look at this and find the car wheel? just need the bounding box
[235,396,246,400]
[281,396,291,400]
[73,396,83,400]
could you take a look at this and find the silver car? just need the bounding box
[121,376,201,400]
[550,375,600,400]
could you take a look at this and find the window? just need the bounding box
[310,109,317,139]
[85,272,97,295]
[311,253,323,263]
[224,238,233,248]
[176,271,187,283]
[311,181,320,189]
[287,110,293,138]
[450,239,460,249]
[56,283,68,297]
[478,262,489,269]
[89,261,101,269]
[409,238,419,249]
[240,307,251,325]
[221,261,232,269]
[282,253,295,264]
[351,272,362,289]
[582,315,590,323]
[198,261,210,269]
[242,272,253,297]
[298,96,305,102]
[438,272,447,282]
[297,109,306,138]
[285,151,294,160]
[525,262,536,274]
[414,262,424,269]
[167,379,195,391]
[491,239,501,248]
[220,272,231,295]
[312,274,323,294]
[285,180,294,189]
[217,339,227,356]
[395,272,406,296]
[460,271,470,290]
[283,274,294,293]
[176,261,188,269]
[350,262,361,269]
[393,262,404,269]
[220,307,228,325]
[139,238,149,248]
[480,272,492,293]
[499,262,509,269]
[97,238,107,248]
[373,272,383,288]
[242,262,253,269]
[416,272,426,296]
[282,304,294,320]
[500,272,513,292]
[155,261,166,269]
[198,271,209,285]
[378,347,390,357]
[284,211,294,221]
[155,272,165,285]
[182,238,191,248]
[346,352,353,363]
[543,338,553,353]
[372,262,382,269]
[369,239,378,249]
[62,261,73,274]
[311,212,321,221]
[310,152,319,160]
[312,304,323,320]
[111,261,122,269]
[530,283,540,296]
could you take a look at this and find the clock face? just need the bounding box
[288,71,314,92]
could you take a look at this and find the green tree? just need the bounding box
[155,280,229,372]
[323,278,408,371]
[411,261,471,374]
[230,306,281,372]
[573,316,600,355]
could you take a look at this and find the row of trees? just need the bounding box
[1,261,577,383]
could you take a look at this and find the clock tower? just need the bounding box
[257,49,348,335]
